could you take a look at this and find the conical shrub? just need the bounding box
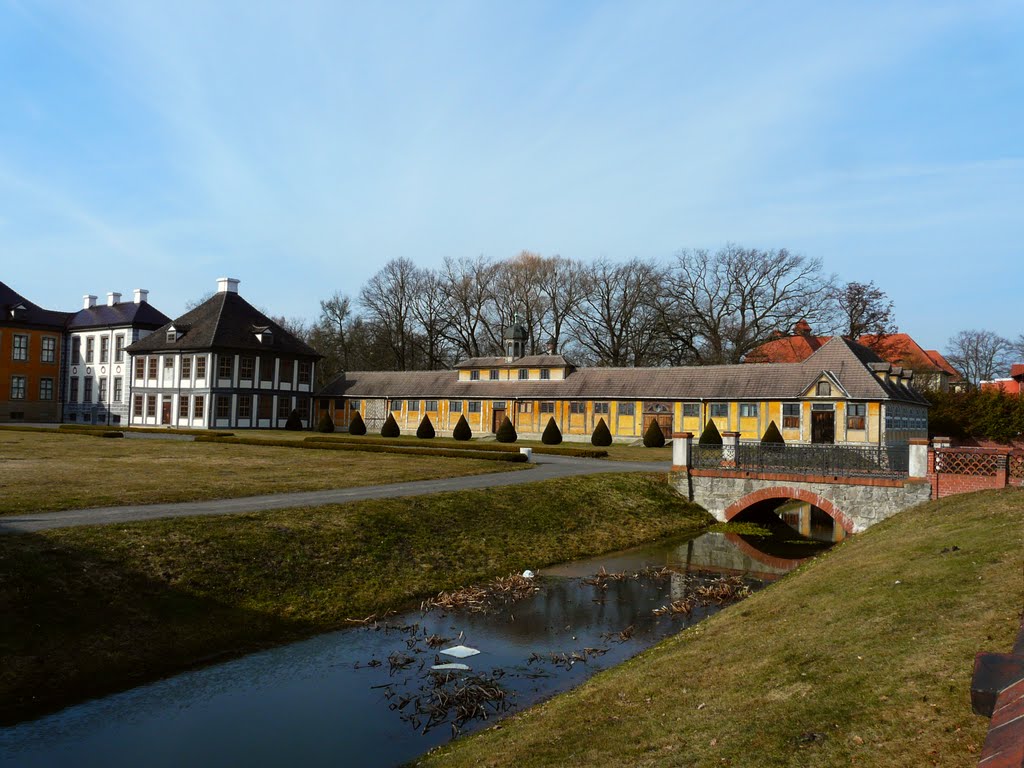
[452,413,472,441]
[541,417,562,445]
[495,415,517,443]
[381,412,401,438]
[416,414,435,439]
[591,417,612,447]
[285,409,303,431]
[643,419,665,448]
[348,410,366,436]
[698,420,723,445]
[761,420,785,445]
[317,412,335,433]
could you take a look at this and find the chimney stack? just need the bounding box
[83,294,97,309]
[133,289,149,304]
[107,292,122,306]
[216,277,240,294]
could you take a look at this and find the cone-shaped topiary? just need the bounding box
[317,412,336,433]
[381,412,401,438]
[452,414,472,441]
[698,420,723,445]
[285,409,303,431]
[643,419,665,448]
[591,417,612,447]
[416,414,435,439]
[495,415,518,443]
[348,410,366,436]
[761,420,785,445]
[541,417,562,445]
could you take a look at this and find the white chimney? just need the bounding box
[216,277,240,294]
[133,289,149,304]
[83,294,97,309]
[107,292,122,306]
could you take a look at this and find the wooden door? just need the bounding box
[492,408,506,433]
[811,411,834,444]
[161,401,172,425]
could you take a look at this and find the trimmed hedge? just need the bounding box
[285,409,303,431]
[381,413,401,438]
[541,417,563,445]
[194,434,528,462]
[698,421,723,446]
[495,416,517,443]
[591,418,612,447]
[417,415,436,439]
[453,414,472,441]
[348,411,367,436]
[643,419,666,448]
[304,435,608,458]
[57,424,235,438]
[761,420,785,445]
[317,413,336,433]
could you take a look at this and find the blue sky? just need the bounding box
[1,1,1021,352]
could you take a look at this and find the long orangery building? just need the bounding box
[318,326,928,446]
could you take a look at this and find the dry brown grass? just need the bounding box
[0,430,523,515]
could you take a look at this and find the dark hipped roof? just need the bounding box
[0,280,72,329]
[323,337,927,406]
[126,290,321,359]
[67,301,171,331]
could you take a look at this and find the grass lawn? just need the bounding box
[421,488,1024,768]
[0,473,710,724]
[0,430,524,516]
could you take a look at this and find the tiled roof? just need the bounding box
[324,337,927,405]
[455,354,573,369]
[67,301,171,331]
[1010,364,1024,380]
[0,280,72,329]
[743,334,826,363]
[923,349,962,380]
[126,291,321,358]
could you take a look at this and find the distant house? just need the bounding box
[745,322,963,392]
[0,281,70,423]
[64,290,170,426]
[125,278,322,429]
[980,364,1024,396]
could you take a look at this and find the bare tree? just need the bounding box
[359,258,418,370]
[832,280,897,339]
[659,245,835,365]
[536,255,587,355]
[946,329,1013,386]
[440,255,501,360]
[410,267,452,369]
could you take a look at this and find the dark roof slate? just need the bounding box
[323,337,927,406]
[126,291,321,358]
[67,301,171,330]
[0,280,72,329]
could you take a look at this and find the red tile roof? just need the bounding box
[1011,364,1024,380]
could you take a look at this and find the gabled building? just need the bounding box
[745,322,963,392]
[0,281,71,423]
[64,289,170,425]
[319,335,928,446]
[125,278,321,429]
[980,364,1024,396]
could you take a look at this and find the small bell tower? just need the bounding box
[503,315,528,362]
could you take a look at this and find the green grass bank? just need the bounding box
[0,473,709,724]
[419,488,1024,768]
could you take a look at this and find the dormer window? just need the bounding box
[540,369,550,380]
[489,369,499,380]
[816,381,831,396]
[470,370,480,381]
[253,326,273,345]
[166,326,181,343]
[518,368,528,380]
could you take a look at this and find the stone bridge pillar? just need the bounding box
[672,432,693,469]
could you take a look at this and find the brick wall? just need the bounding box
[928,445,1023,498]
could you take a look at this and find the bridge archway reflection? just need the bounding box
[723,486,854,538]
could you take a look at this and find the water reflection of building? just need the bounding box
[665,533,805,587]
[774,499,846,542]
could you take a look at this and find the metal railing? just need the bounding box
[691,442,909,479]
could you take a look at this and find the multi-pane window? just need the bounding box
[113,378,123,402]
[193,395,204,420]
[148,357,158,379]
[540,401,555,414]
[218,356,234,379]
[298,361,311,385]
[518,369,528,380]
[518,402,533,413]
[258,395,272,419]
[816,381,832,396]
[280,359,294,383]
[594,402,610,415]
[259,357,274,383]
[278,397,291,419]
[348,399,360,412]
[164,355,174,370]
[179,396,190,419]
[42,337,56,363]
[100,337,109,364]
[682,403,700,418]
[709,403,728,418]
[489,369,499,380]
[847,403,867,430]
[115,335,125,363]
[195,357,206,379]
[388,399,401,411]
[468,401,482,413]
[10,376,26,399]
[470,370,480,381]
[425,400,438,411]
[240,357,255,380]
[181,357,192,379]
[97,378,107,402]
[297,398,310,420]
[133,395,143,417]
[39,378,54,400]
[70,377,79,402]
[449,400,463,412]
[783,403,801,429]
[146,396,156,418]
[83,378,93,403]
[540,369,550,380]
[407,400,419,411]
[13,334,28,361]
[618,402,636,416]
[570,402,586,414]
[238,396,252,419]
[85,337,94,364]
[71,337,81,363]
[739,403,759,418]
[216,396,231,419]
[135,358,145,379]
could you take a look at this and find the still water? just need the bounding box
[0,525,826,768]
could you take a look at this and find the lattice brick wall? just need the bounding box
[1010,453,1024,481]
[935,450,1002,477]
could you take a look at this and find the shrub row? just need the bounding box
[194,435,528,462]
[926,389,1024,444]
[57,424,235,438]
[304,435,608,459]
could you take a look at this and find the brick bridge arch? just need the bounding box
[723,486,855,535]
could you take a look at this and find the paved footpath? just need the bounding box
[0,455,671,534]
